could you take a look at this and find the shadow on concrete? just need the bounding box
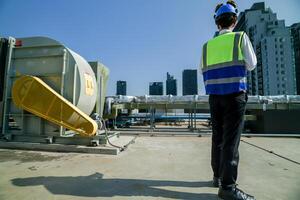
[11,172,218,199]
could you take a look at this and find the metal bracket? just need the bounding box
[4,134,13,141]
[260,99,273,111]
[90,139,100,147]
[45,136,53,144]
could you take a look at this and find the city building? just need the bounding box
[234,2,296,95]
[116,80,127,95]
[166,72,177,96]
[290,23,300,95]
[149,82,163,95]
[182,69,198,95]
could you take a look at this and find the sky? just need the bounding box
[1,0,299,96]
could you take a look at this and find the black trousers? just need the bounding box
[209,92,247,189]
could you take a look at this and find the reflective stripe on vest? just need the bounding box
[202,32,247,95]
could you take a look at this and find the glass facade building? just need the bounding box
[182,69,198,95]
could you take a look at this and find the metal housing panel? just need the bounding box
[2,36,97,138]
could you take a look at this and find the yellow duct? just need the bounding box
[12,75,98,137]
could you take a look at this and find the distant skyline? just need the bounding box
[149,82,163,95]
[182,69,198,95]
[1,0,299,96]
[116,80,127,95]
[166,72,177,95]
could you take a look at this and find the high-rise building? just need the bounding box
[182,69,198,95]
[116,80,126,95]
[166,72,177,96]
[290,23,300,95]
[149,82,163,95]
[234,2,296,95]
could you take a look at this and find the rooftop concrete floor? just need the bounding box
[0,136,299,200]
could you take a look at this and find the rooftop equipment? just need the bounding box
[1,36,110,144]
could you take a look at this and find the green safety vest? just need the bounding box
[201,31,247,95]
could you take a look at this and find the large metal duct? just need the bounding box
[2,36,98,138]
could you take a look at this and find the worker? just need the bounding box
[200,1,257,200]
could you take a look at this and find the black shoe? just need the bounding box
[218,186,255,200]
[213,177,221,187]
